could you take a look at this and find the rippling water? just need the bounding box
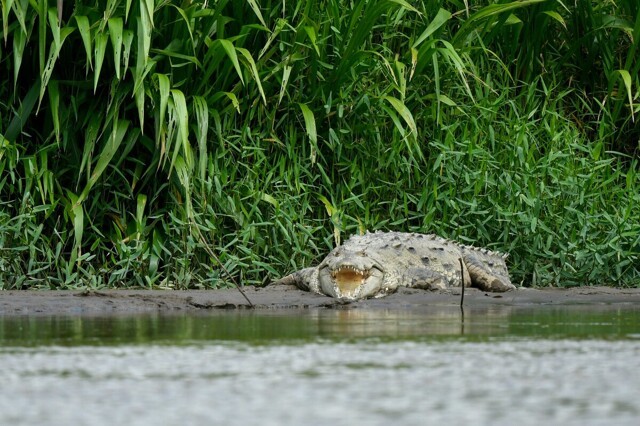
[1,306,639,426]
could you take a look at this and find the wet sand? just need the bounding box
[1,285,639,316]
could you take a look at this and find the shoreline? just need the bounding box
[1,285,640,316]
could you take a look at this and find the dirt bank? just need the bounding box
[1,285,639,316]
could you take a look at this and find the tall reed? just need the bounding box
[0,1,638,288]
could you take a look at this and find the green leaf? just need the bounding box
[94,32,109,93]
[278,65,292,105]
[237,47,266,104]
[336,0,420,82]
[134,84,145,132]
[9,0,28,40]
[413,8,451,48]
[174,155,193,219]
[261,193,279,209]
[134,10,153,128]
[78,113,103,183]
[437,94,457,107]
[73,202,83,261]
[224,92,240,113]
[66,191,85,265]
[260,18,286,59]
[453,0,546,47]
[173,155,190,192]
[382,95,417,142]
[133,60,155,130]
[105,0,118,19]
[246,0,267,27]
[614,69,635,122]
[38,28,74,111]
[170,89,190,173]
[542,10,566,30]
[170,4,195,48]
[432,52,441,122]
[380,103,405,138]
[125,0,133,22]
[136,194,147,239]
[156,73,171,147]
[38,0,46,74]
[12,24,27,89]
[5,80,40,142]
[219,39,244,85]
[173,89,190,151]
[48,80,60,143]
[149,47,202,68]
[122,30,134,76]
[438,40,474,101]
[317,194,337,217]
[298,103,317,164]
[108,17,124,79]
[75,16,93,71]
[137,7,152,71]
[78,120,131,204]
[2,0,12,43]
[503,13,523,26]
[303,26,320,56]
[47,8,60,56]
[193,96,209,187]
[141,0,154,28]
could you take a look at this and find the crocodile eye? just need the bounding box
[357,250,366,256]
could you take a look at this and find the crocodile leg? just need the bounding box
[463,253,515,292]
[271,267,319,293]
[403,268,449,290]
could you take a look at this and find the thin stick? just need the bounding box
[196,231,254,308]
[459,258,465,310]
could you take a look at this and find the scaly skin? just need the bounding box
[272,231,515,300]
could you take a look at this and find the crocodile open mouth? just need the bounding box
[331,266,370,294]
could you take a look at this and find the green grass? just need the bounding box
[0,0,638,289]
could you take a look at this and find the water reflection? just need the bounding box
[310,307,510,337]
[1,305,639,346]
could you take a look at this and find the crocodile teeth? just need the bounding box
[331,265,370,282]
[330,265,370,295]
[332,265,366,276]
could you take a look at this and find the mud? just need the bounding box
[1,284,639,316]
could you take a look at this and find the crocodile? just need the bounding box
[272,231,515,300]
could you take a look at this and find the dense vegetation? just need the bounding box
[1,0,638,289]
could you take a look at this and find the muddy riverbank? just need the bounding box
[1,285,639,316]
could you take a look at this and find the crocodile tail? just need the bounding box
[460,246,514,292]
[462,252,514,292]
[460,246,509,270]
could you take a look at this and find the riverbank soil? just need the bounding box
[1,285,639,316]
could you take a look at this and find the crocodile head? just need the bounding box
[317,248,385,300]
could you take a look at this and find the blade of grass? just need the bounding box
[298,102,318,164]
[108,17,123,79]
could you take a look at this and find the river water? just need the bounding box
[1,305,639,425]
